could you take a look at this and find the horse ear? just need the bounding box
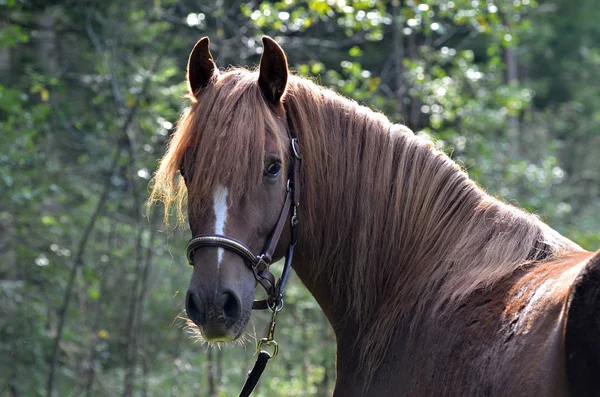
[258,36,288,104]
[187,37,218,97]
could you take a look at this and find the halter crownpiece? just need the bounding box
[185,107,300,396]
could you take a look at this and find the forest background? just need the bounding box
[1,0,599,396]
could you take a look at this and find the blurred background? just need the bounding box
[1,0,599,396]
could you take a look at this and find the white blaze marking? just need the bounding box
[213,186,229,267]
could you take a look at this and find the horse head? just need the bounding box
[177,37,293,342]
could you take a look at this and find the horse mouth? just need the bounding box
[199,323,246,343]
[186,306,251,344]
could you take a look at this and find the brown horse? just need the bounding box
[150,36,600,396]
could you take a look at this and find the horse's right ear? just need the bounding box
[258,36,288,104]
[187,37,218,97]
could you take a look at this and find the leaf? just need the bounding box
[41,215,57,226]
[87,287,100,301]
[125,92,135,107]
[348,46,363,57]
[40,88,49,102]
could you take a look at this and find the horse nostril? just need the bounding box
[185,291,206,327]
[222,290,241,323]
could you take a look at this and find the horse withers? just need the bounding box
[150,36,600,396]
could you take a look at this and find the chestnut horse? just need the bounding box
[150,36,600,396]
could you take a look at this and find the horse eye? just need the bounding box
[264,160,281,178]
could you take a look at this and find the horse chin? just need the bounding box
[201,332,238,343]
[198,306,251,343]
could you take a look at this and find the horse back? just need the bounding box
[489,249,600,397]
[565,249,600,396]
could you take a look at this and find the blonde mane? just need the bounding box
[150,68,580,381]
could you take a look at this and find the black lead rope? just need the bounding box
[239,302,282,397]
[240,352,271,396]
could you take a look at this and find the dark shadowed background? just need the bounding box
[1,0,599,396]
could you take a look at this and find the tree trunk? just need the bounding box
[216,348,223,394]
[503,14,520,159]
[121,192,144,397]
[35,7,58,75]
[408,31,420,129]
[134,221,158,397]
[0,21,11,74]
[317,314,333,395]
[82,221,116,397]
[141,352,150,397]
[392,0,406,119]
[9,364,19,397]
[207,348,216,397]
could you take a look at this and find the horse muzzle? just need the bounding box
[185,287,246,341]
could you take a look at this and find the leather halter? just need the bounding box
[184,133,300,310]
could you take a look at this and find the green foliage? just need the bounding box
[0,0,598,396]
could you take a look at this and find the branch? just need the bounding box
[46,147,119,397]
[45,34,168,397]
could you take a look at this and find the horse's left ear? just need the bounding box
[258,36,288,104]
[187,37,218,98]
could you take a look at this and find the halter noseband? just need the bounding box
[184,108,301,397]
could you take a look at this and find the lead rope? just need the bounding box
[238,136,300,397]
[239,307,280,397]
[239,244,294,397]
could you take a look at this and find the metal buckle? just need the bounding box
[252,256,269,280]
[291,138,301,159]
[290,206,299,227]
[256,307,280,359]
[253,255,268,272]
[257,338,278,360]
[268,295,284,312]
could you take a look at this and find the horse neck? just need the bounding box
[288,81,579,379]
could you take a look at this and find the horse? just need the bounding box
[150,36,600,396]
